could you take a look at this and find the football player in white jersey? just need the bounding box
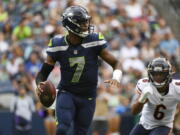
[130,57,180,135]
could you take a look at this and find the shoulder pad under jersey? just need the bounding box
[136,78,150,93]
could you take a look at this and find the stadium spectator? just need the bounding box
[0,5,9,29]
[12,17,32,41]
[0,32,9,53]
[10,85,35,135]
[119,39,139,60]
[25,51,42,78]
[159,30,180,58]
[125,0,143,20]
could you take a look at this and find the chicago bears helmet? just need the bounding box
[61,5,94,37]
[147,57,172,88]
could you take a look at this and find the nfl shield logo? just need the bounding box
[74,50,78,54]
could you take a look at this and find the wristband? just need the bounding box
[112,69,122,83]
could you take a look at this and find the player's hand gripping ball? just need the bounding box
[37,81,56,107]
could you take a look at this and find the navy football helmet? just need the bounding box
[62,5,94,37]
[147,57,172,88]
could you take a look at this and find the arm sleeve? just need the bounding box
[35,63,54,85]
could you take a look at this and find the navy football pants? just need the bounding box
[129,124,172,135]
[56,91,95,135]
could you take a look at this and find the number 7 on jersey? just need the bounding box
[69,56,85,83]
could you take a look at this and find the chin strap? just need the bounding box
[35,63,54,85]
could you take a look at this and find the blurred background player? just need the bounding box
[10,85,35,135]
[130,57,180,135]
[36,5,122,135]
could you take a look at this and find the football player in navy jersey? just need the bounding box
[36,5,122,135]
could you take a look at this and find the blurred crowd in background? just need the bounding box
[0,0,180,135]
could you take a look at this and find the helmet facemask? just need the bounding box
[149,71,170,88]
[148,58,172,88]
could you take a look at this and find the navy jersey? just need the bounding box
[46,33,107,97]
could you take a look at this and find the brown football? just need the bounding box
[39,80,56,107]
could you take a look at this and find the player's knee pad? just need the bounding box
[56,124,68,135]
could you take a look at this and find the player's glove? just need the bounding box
[138,85,153,103]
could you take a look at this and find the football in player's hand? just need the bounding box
[39,81,56,108]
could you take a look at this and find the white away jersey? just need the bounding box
[136,78,180,129]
